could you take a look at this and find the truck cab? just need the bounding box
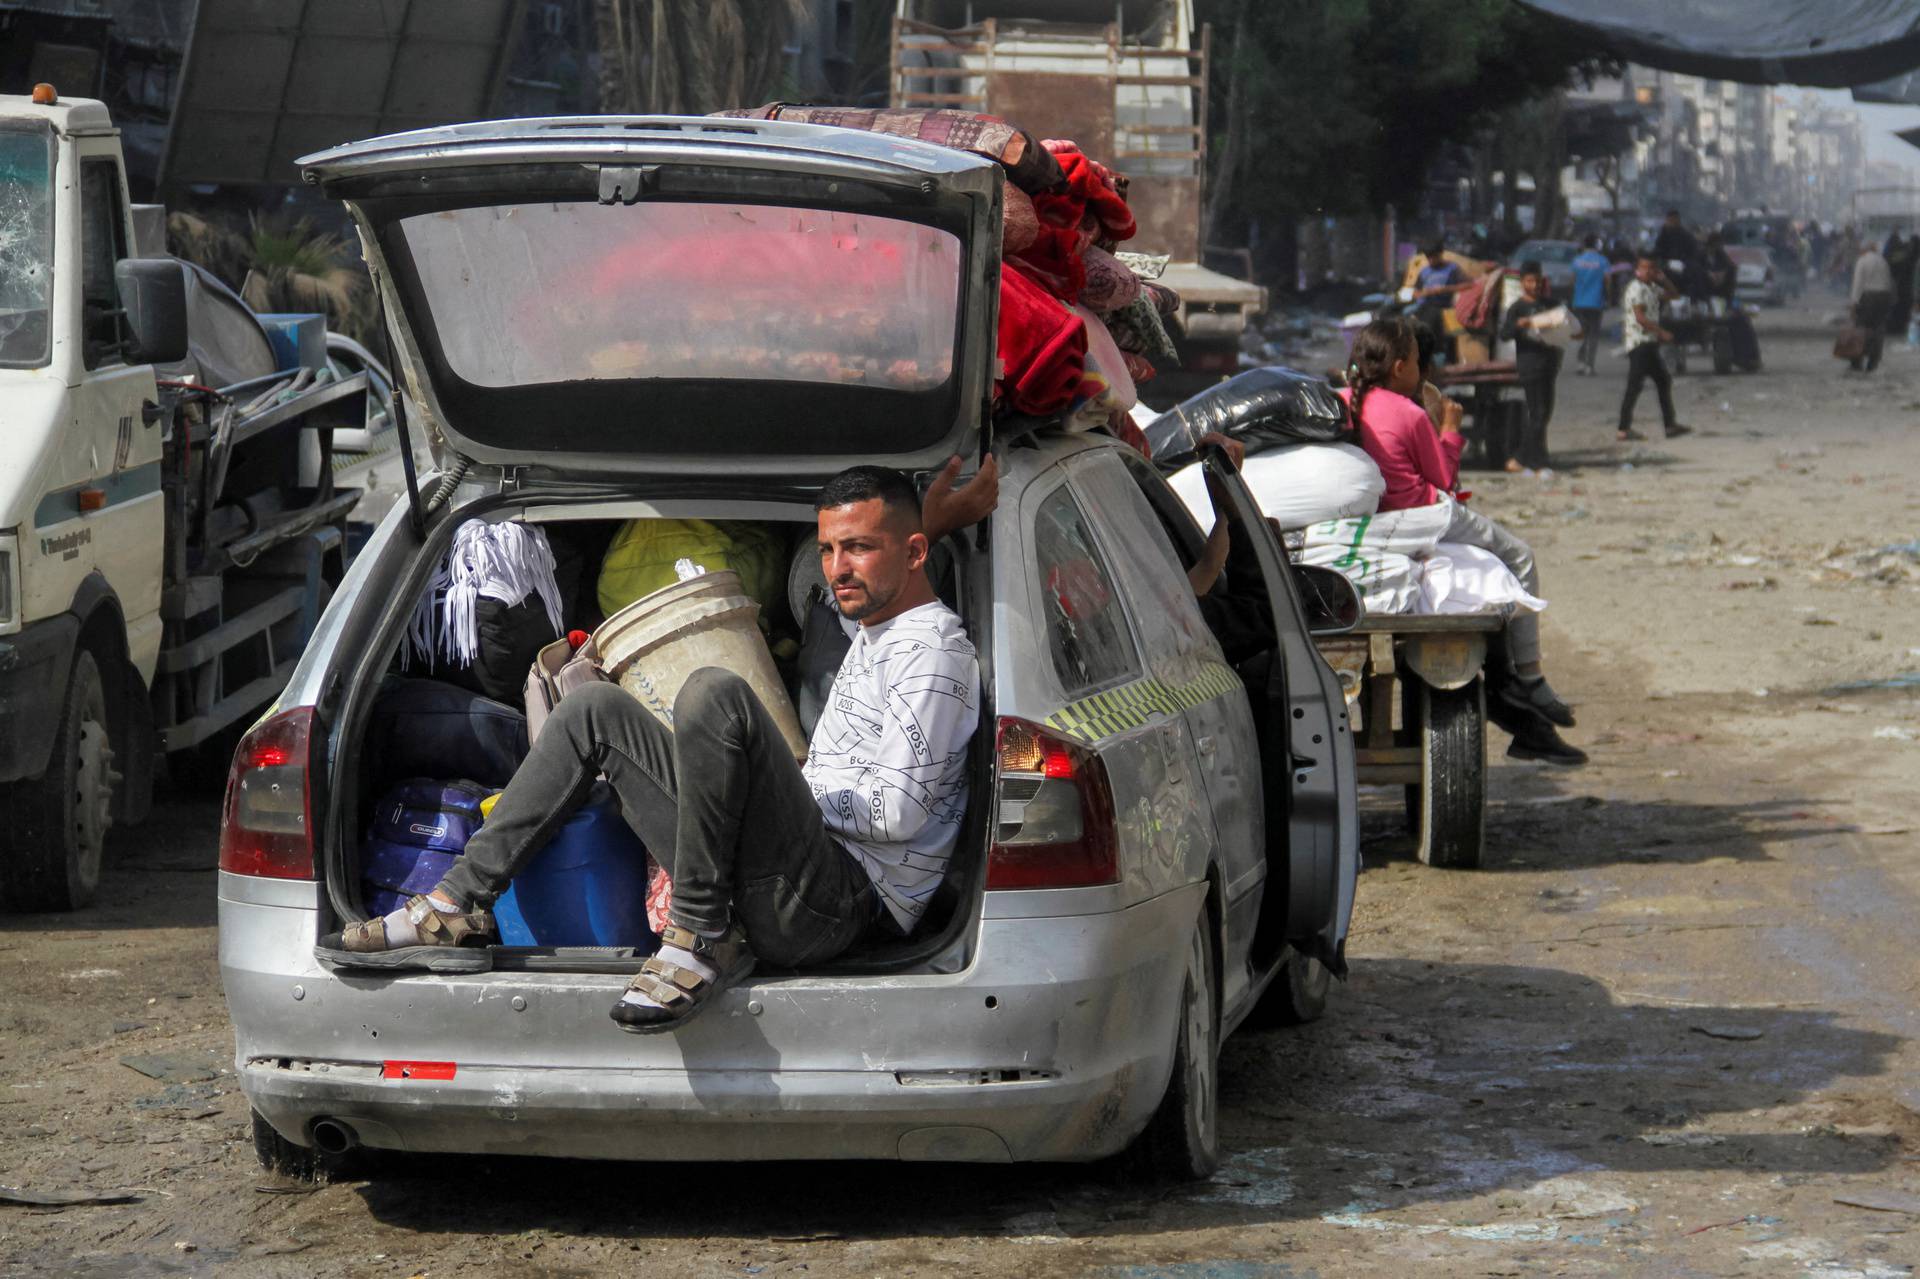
[0,87,364,911]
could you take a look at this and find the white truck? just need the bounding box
[891,0,1267,400]
[0,87,373,910]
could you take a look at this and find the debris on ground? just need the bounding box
[0,1184,142,1207]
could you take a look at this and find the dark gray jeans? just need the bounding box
[1573,306,1603,371]
[436,669,882,968]
[1440,498,1543,667]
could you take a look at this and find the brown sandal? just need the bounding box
[315,895,496,973]
[609,923,755,1034]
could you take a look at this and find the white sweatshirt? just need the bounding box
[803,601,979,930]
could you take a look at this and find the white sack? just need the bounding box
[1299,501,1453,558]
[1295,542,1422,614]
[1169,442,1385,531]
[1419,542,1547,615]
[1529,304,1574,348]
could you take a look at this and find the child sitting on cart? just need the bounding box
[1340,316,1586,767]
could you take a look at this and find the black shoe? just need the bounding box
[1617,428,1646,442]
[1665,423,1693,438]
[1496,675,1575,728]
[1506,722,1589,767]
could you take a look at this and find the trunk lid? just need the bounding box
[298,116,1001,485]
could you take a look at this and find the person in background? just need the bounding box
[1341,317,1583,765]
[1849,239,1896,373]
[1570,235,1611,375]
[1703,232,1737,307]
[1883,229,1916,341]
[1652,209,1699,276]
[1404,237,1475,355]
[1497,260,1564,472]
[1617,257,1691,443]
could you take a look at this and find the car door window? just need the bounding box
[1074,451,1225,672]
[79,158,128,367]
[1031,481,1139,695]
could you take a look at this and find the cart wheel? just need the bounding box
[1413,676,1486,869]
[1400,676,1420,832]
[1712,326,1734,375]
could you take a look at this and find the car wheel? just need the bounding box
[0,650,116,911]
[1126,919,1220,1181]
[252,1109,321,1181]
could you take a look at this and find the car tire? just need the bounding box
[1414,677,1485,870]
[1126,919,1220,1181]
[252,1109,321,1181]
[0,650,116,912]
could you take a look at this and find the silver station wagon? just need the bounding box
[219,117,1358,1180]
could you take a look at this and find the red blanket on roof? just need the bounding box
[1041,140,1136,244]
[997,264,1086,416]
[1007,140,1139,302]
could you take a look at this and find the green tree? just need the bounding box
[595,0,809,114]
[1199,0,1610,241]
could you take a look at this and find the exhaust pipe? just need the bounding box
[310,1118,359,1155]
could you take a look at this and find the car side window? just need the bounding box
[79,159,129,367]
[1031,482,1140,695]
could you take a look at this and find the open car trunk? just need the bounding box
[292,116,1009,979]
[317,482,996,979]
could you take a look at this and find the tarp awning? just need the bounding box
[161,0,524,189]
[1518,0,1920,87]
[1856,72,1920,105]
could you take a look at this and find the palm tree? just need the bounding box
[595,0,809,115]
[167,210,372,337]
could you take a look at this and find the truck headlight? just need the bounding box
[0,533,18,635]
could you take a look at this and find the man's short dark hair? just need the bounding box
[1665,209,1681,219]
[1424,239,1447,260]
[1582,234,1599,249]
[816,464,921,527]
[1520,259,1543,276]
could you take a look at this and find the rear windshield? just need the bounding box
[398,201,960,392]
[0,122,54,369]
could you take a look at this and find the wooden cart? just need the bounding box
[1432,361,1523,467]
[1312,612,1504,869]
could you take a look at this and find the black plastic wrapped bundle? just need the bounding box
[1144,367,1352,466]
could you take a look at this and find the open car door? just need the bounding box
[1203,452,1358,973]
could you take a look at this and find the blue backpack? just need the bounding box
[360,779,492,917]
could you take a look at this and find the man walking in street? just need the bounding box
[1571,235,1610,375]
[1617,257,1691,443]
[1851,239,1896,373]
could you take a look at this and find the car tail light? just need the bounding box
[987,717,1118,889]
[218,707,317,880]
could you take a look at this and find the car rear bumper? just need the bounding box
[222,875,1202,1163]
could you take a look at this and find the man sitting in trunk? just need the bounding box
[322,465,982,1035]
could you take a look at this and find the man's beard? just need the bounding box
[837,576,899,622]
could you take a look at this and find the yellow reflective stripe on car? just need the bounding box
[1044,661,1241,745]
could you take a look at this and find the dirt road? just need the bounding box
[4,299,1919,1277]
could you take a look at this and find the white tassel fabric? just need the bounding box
[405,520,565,669]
